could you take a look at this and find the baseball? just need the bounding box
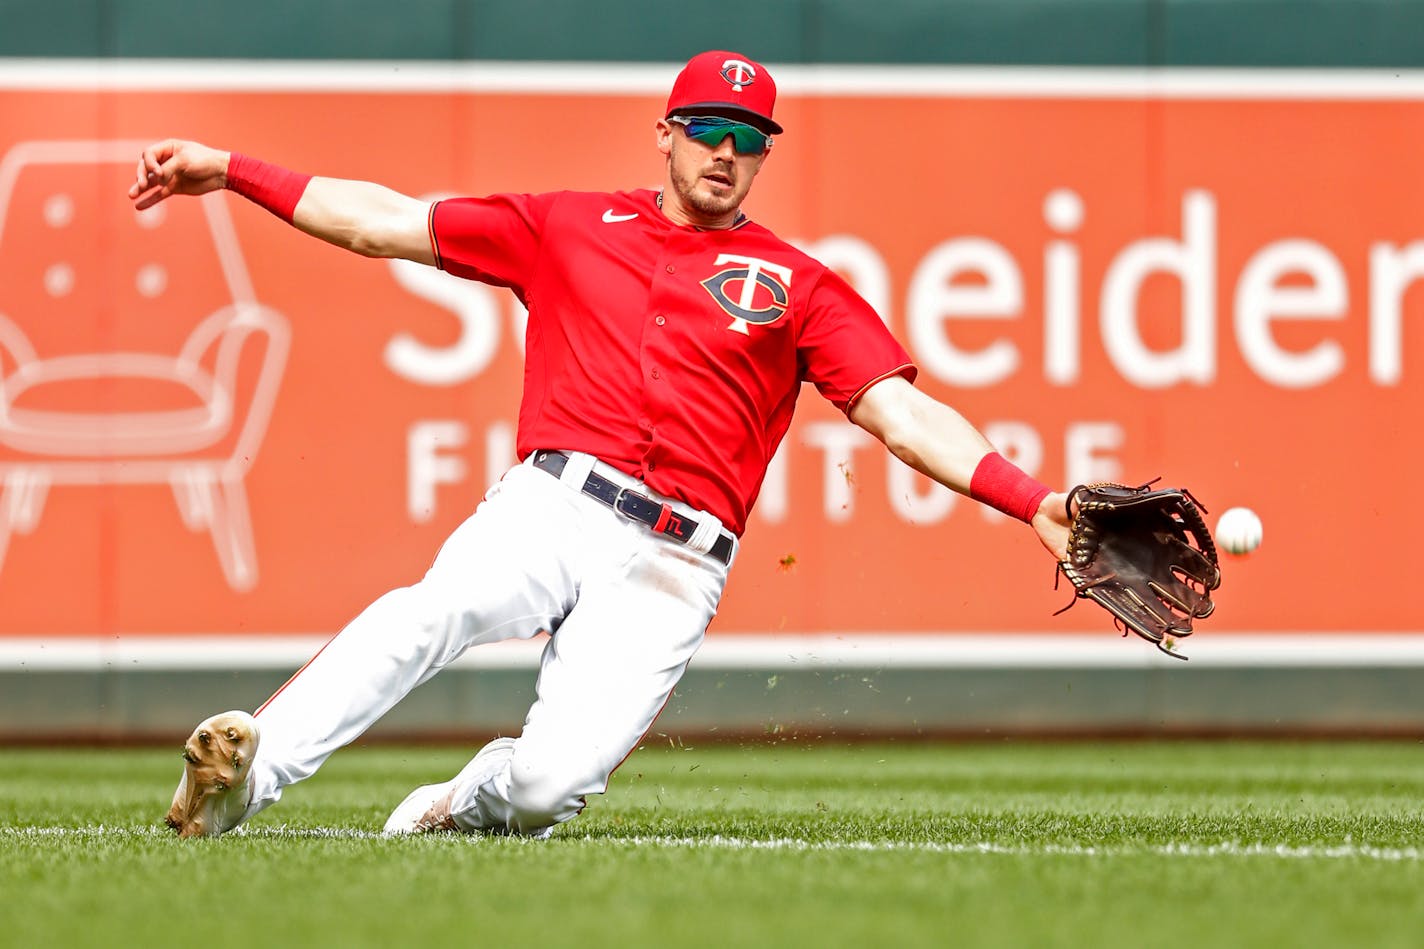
[1216,507,1263,556]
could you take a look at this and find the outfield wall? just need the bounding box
[3,0,1424,67]
[8,635,1424,742]
[1,4,1422,737]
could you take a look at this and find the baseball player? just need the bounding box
[135,50,1073,840]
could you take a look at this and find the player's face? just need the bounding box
[656,119,769,227]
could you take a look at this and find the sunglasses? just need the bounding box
[669,115,774,155]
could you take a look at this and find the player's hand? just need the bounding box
[1030,491,1071,561]
[128,139,231,210]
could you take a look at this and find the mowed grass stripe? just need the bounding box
[4,824,1422,862]
[4,743,1424,949]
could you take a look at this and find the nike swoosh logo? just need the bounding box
[602,210,639,223]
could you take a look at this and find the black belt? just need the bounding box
[531,450,735,566]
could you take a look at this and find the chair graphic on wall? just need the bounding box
[0,140,289,592]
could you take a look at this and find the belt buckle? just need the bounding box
[613,486,692,542]
[611,485,656,525]
[611,484,636,520]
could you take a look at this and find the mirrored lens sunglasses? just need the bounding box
[669,115,774,155]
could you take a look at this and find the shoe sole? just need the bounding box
[165,710,260,839]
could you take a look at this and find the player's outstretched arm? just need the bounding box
[290,175,435,265]
[127,140,435,265]
[850,376,1070,559]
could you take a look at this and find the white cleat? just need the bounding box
[164,710,260,839]
[383,736,517,835]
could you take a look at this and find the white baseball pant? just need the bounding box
[238,451,734,834]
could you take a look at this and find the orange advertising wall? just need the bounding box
[0,71,1420,639]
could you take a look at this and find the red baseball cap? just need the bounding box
[665,50,783,135]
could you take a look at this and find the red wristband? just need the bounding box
[969,452,1052,523]
[225,153,311,223]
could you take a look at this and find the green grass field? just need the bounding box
[3,740,1423,947]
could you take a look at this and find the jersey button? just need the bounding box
[654,315,666,326]
[665,264,676,274]
[651,368,661,380]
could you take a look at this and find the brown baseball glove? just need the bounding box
[1056,482,1221,660]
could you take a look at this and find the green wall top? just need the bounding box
[3,0,1424,67]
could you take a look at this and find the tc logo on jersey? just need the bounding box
[720,59,757,92]
[701,254,793,335]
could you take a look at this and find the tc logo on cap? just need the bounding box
[720,59,757,92]
[666,50,782,134]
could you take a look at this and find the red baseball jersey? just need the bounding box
[428,188,915,535]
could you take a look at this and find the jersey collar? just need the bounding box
[655,190,749,231]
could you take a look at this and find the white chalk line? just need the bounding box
[2,825,1420,862]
